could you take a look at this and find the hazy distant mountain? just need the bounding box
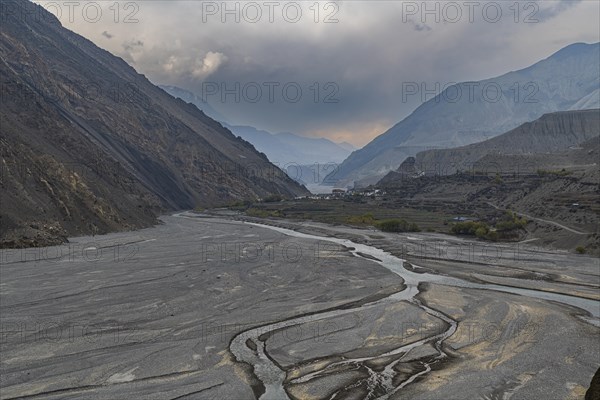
[570,89,600,111]
[378,109,600,184]
[224,124,353,166]
[284,163,344,188]
[327,42,600,187]
[222,125,354,188]
[337,142,357,152]
[0,1,307,247]
[160,86,355,181]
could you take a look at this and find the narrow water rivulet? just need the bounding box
[220,220,599,399]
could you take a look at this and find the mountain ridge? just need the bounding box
[326,42,600,187]
[0,1,308,247]
[378,109,600,184]
[160,85,354,169]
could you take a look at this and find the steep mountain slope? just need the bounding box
[409,109,600,176]
[337,142,357,152]
[0,1,308,247]
[379,109,599,185]
[159,85,354,165]
[571,89,600,111]
[158,85,228,123]
[161,85,354,188]
[377,112,599,253]
[328,42,600,187]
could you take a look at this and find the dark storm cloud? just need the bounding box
[534,0,583,22]
[46,0,599,146]
[412,22,432,32]
[123,39,144,52]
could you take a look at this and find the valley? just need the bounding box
[1,1,599,399]
[1,212,598,399]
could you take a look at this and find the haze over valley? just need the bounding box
[1,1,599,399]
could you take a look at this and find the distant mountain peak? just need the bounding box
[551,41,599,58]
[220,125,354,168]
[326,42,600,187]
[337,141,357,152]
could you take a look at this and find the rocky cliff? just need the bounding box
[411,109,600,175]
[327,42,600,186]
[0,1,308,247]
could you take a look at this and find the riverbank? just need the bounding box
[0,212,597,399]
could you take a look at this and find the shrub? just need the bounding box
[377,219,403,232]
[451,221,489,236]
[228,200,253,209]
[246,208,282,218]
[346,212,376,225]
[494,173,503,184]
[475,226,488,238]
[537,168,572,177]
[495,211,528,231]
[376,219,420,233]
[246,208,269,218]
[576,246,586,254]
[486,230,499,241]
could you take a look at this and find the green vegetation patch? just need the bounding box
[345,212,376,225]
[450,211,528,241]
[375,219,421,233]
[537,168,572,177]
[246,208,283,218]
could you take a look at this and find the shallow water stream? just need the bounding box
[216,219,599,399]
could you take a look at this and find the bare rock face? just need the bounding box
[328,42,600,186]
[397,156,418,175]
[413,109,600,175]
[0,1,308,247]
[379,109,599,184]
[587,368,600,400]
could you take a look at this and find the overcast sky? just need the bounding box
[36,0,600,146]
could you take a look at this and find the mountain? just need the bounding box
[157,84,359,190]
[159,86,353,166]
[570,88,600,110]
[413,109,599,176]
[224,125,353,166]
[0,1,308,247]
[224,125,354,188]
[158,85,228,123]
[377,110,599,253]
[337,142,357,152]
[326,42,600,187]
[379,109,600,184]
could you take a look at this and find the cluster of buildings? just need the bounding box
[296,188,386,201]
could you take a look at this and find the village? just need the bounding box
[298,187,386,200]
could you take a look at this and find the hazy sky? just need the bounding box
[36,0,600,146]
